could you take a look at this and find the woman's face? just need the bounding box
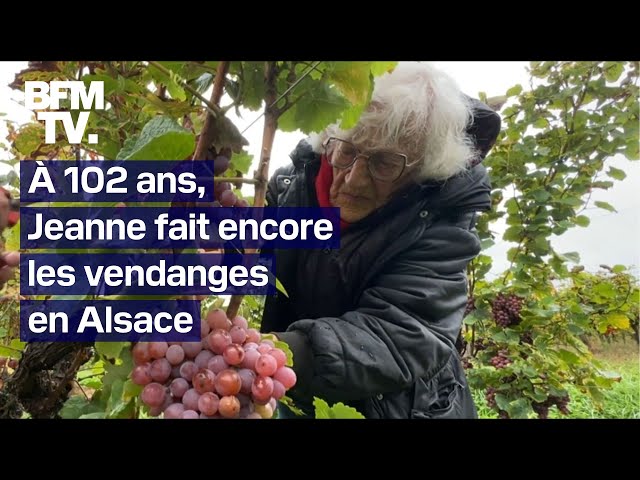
[329,140,417,223]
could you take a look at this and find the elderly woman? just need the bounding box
[263,63,501,418]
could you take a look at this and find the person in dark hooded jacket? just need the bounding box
[261,63,501,418]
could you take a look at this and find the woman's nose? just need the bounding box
[344,155,370,185]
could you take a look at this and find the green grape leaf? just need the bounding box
[95,341,128,360]
[279,79,349,134]
[81,74,120,96]
[279,395,305,416]
[3,220,19,250]
[116,116,195,161]
[241,62,266,111]
[369,62,398,76]
[15,123,45,157]
[231,150,254,175]
[574,215,590,227]
[603,62,624,82]
[594,201,617,213]
[59,396,103,419]
[273,340,293,367]
[326,62,373,105]
[607,166,626,180]
[339,102,366,130]
[79,412,107,419]
[506,84,523,97]
[313,397,365,419]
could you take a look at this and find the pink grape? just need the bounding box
[200,318,211,338]
[261,339,275,348]
[220,190,237,207]
[149,358,171,383]
[132,343,151,365]
[272,380,286,400]
[229,326,247,344]
[165,345,185,365]
[237,393,252,408]
[148,341,168,359]
[254,402,274,419]
[207,355,229,374]
[207,330,232,354]
[198,392,220,416]
[238,368,256,395]
[252,376,274,404]
[149,405,164,417]
[179,361,198,382]
[243,342,259,351]
[215,369,242,396]
[257,344,272,355]
[223,344,245,366]
[141,383,166,408]
[192,369,216,394]
[236,198,249,208]
[182,341,203,359]
[206,309,231,331]
[213,155,230,175]
[194,350,214,369]
[255,354,278,377]
[239,405,255,417]
[232,315,249,329]
[273,366,297,389]
[218,396,241,418]
[182,389,201,411]
[181,410,199,419]
[269,348,287,369]
[214,182,231,198]
[152,394,172,415]
[241,348,261,370]
[164,403,185,419]
[170,378,189,399]
[131,364,152,386]
[246,329,261,344]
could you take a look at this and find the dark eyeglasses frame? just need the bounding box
[323,137,419,183]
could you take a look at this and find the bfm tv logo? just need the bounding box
[25,81,104,145]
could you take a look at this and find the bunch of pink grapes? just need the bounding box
[130,309,296,419]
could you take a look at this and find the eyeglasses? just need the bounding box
[323,137,418,182]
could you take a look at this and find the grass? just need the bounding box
[473,339,640,419]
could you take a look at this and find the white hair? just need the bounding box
[310,62,478,181]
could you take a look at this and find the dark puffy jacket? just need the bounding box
[262,102,499,419]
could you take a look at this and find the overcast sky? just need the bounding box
[1,61,638,277]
